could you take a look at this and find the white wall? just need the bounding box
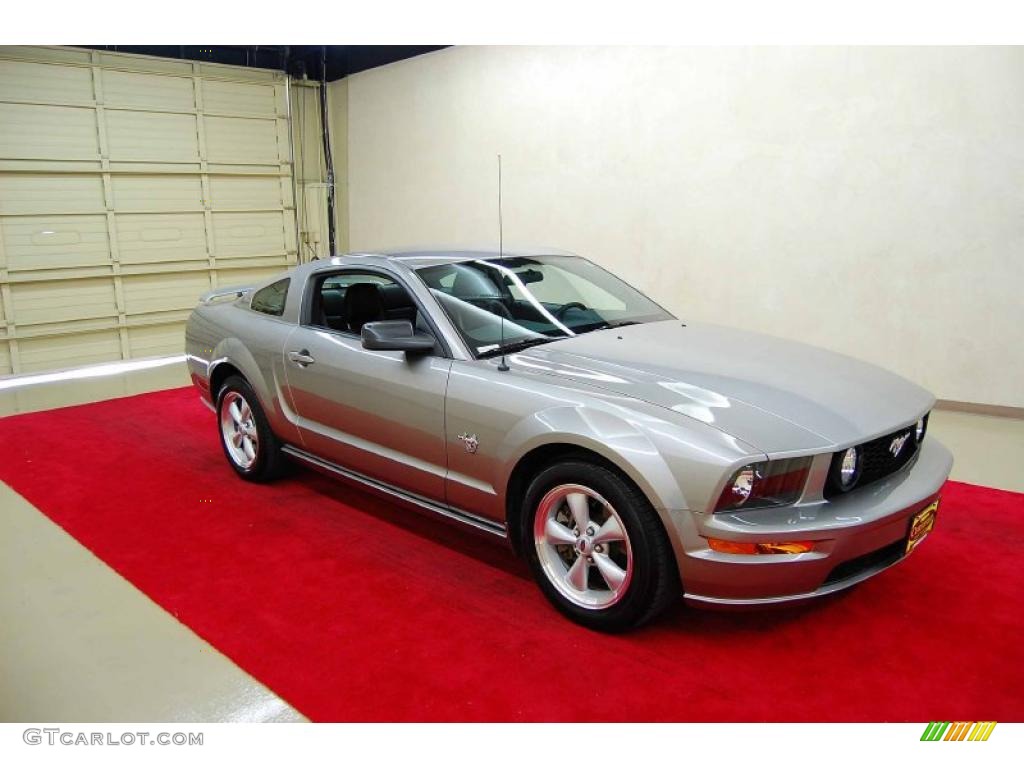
[343,46,1024,408]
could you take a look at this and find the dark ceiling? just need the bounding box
[79,45,449,82]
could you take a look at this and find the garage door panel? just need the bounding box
[0,48,298,375]
[220,265,290,286]
[11,277,117,325]
[213,211,286,257]
[121,272,211,315]
[202,80,277,117]
[0,174,105,215]
[18,329,122,372]
[0,60,94,104]
[0,103,99,159]
[111,175,204,212]
[0,46,93,68]
[2,215,111,271]
[208,175,284,210]
[0,160,104,174]
[105,110,199,162]
[205,116,280,164]
[95,52,192,77]
[116,212,208,264]
[206,163,285,176]
[127,321,186,358]
[102,70,195,112]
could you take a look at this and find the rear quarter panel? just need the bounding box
[185,300,303,445]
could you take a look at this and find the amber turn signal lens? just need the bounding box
[707,538,814,555]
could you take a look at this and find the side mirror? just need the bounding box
[361,320,436,353]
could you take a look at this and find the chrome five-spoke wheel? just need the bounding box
[534,483,633,609]
[216,376,286,482]
[220,391,259,469]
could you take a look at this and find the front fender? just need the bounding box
[493,398,763,578]
[496,404,688,515]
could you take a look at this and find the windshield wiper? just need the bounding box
[604,320,642,329]
[478,336,560,359]
[576,319,643,334]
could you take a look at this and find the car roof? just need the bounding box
[368,247,577,269]
[284,247,578,279]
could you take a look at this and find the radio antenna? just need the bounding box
[496,153,509,372]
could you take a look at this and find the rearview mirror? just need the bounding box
[361,320,435,353]
[502,268,543,285]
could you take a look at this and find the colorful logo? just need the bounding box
[920,722,997,741]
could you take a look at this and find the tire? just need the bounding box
[521,459,679,632]
[216,375,287,482]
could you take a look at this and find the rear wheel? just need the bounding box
[217,376,286,482]
[522,460,678,632]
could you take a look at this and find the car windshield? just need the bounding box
[415,254,673,358]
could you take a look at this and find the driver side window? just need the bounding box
[308,270,433,341]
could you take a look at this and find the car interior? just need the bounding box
[313,272,432,338]
[418,260,605,338]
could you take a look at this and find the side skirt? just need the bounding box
[281,444,508,539]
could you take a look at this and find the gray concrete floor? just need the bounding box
[0,357,1020,722]
[0,360,304,722]
[926,409,1024,494]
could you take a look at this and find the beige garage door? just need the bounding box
[0,46,298,375]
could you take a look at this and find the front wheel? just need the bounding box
[217,375,286,482]
[521,460,679,632]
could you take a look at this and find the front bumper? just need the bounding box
[676,436,953,605]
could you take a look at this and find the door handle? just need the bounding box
[288,350,315,366]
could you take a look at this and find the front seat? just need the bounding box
[450,267,512,319]
[341,283,384,333]
[378,283,418,324]
[450,267,499,299]
[320,288,346,330]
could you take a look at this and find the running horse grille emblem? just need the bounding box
[889,432,910,457]
[457,433,479,454]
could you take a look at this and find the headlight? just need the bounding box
[715,458,812,513]
[915,415,927,442]
[729,466,759,506]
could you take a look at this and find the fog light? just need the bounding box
[834,446,861,491]
[707,538,814,555]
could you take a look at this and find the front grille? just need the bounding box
[858,427,919,484]
[823,539,905,585]
[825,415,927,498]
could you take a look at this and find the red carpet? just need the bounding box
[1,387,1021,722]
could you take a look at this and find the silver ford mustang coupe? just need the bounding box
[185,249,952,631]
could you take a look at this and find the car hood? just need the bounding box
[511,320,934,455]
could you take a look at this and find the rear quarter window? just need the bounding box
[250,278,289,316]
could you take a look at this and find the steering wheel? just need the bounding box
[555,301,588,320]
[477,298,513,320]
